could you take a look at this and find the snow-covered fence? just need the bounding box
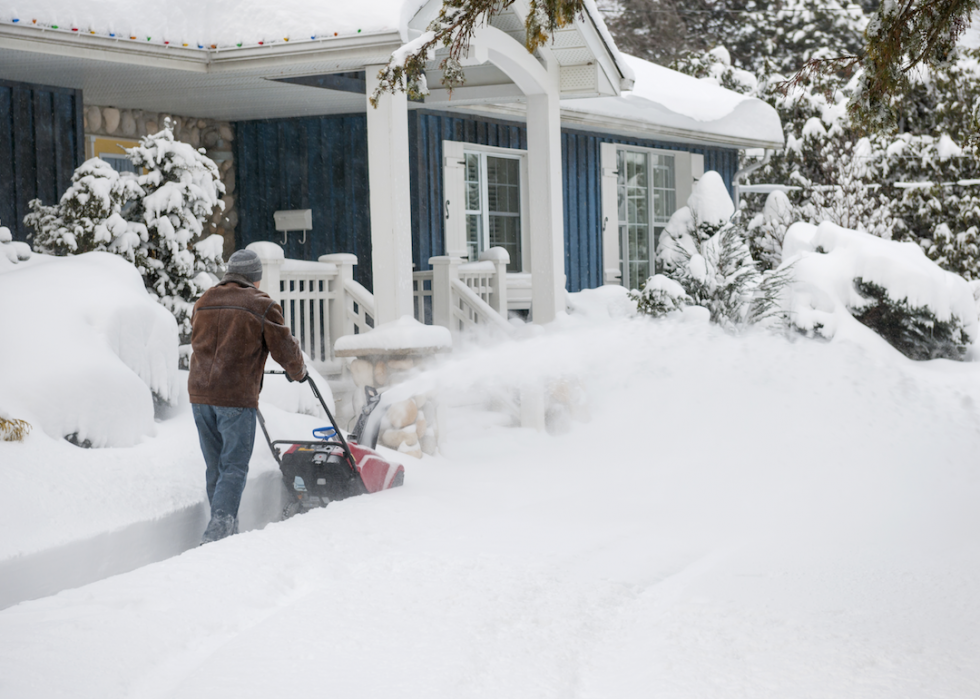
[418,249,513,338]
[248,243,375,374]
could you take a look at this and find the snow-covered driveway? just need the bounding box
[2,317,979,698]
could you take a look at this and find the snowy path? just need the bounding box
[2,319,980,697]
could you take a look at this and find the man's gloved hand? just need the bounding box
[286,368,308,383]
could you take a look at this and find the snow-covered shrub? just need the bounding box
[21,123,225,347]
[780,221,977,361]
[24,159,144,258]
[127,124,226,342]
[629,274,690,317]
[850,279,972,361]
[0,219,31,267]
[656,172,787,330]
[0,412,31,442]
[0,252,180,447]
[746,190,796,271]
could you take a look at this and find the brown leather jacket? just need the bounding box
[188,276,306,408]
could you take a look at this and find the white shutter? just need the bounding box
[442,140,466,259]
[600,142,621,285]
[691,153,704,179]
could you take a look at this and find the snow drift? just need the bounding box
[780,221,978,357]
[0,252,179,447]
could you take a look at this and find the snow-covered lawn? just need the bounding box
[2,293,979,697]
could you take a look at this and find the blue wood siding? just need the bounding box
[233,109,739,295]
[0,80,84,242]
[234,115,373,290]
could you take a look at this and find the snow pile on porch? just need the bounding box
[335,315,451,355]
[780,221,978,351]
[0,251,179,447]
[10,0,428,48]
[563,54,783,146]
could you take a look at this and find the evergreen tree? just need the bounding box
[25,158,144,258]
[126,125,226,342]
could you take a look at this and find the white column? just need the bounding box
[366,66,415,325]
[526,89,566,324]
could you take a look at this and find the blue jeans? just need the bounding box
[192,404,257,544]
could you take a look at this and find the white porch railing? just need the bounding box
[248,242,512,375]
[247,243,375,375]
[416,248,514,337]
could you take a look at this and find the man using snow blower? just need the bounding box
[188,248,307,544]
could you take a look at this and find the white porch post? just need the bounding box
[429,255,461,333]
[472,25,566,326]
[365,66,415,325]
[319,252,358,342]
[526,89,565,324]
[479,246,510,316]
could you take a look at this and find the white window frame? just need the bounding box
[600,143,703,287]
[443,140,530,272]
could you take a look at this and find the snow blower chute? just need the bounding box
[257,373,404,518]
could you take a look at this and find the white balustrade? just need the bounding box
[250,242,511,370]
[248,242,375,375]
[424,250,514,338]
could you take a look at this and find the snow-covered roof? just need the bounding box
[5,0,427,48]
[560,55,784,149]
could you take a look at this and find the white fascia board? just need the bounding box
[0,23,403,75]
[207,34,404,72]
[0,24,207,71]
[448,102,785,150]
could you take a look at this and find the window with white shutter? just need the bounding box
[600,144,699,289]
[442,141,529,272]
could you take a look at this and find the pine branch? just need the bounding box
[370,0,586,106]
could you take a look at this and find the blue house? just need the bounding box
[1,0,782,330]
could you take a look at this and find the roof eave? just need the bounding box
[0,23,404,73]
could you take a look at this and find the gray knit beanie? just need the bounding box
[227,249,263,282]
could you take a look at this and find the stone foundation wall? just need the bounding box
[82,105,238,259]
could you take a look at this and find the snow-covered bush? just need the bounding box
[0,412,31,442]
[850,279,972,361]
[780,221,977,361]
[0,219,32,268]
[24,159,144,258]
[127,124,226,342]
[655,172,786,330]
[22,123,226,346]
[746,190,796,271]
[0,252,180,447]
[628,274,690,318]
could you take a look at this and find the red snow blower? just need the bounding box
[257,372,404,519]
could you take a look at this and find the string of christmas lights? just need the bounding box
[4,16,369,51]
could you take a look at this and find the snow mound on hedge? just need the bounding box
[780,221,978,349]
[0,252,179,447]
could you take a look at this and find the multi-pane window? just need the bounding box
[616,148,675,289]
[464,151,522,272]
